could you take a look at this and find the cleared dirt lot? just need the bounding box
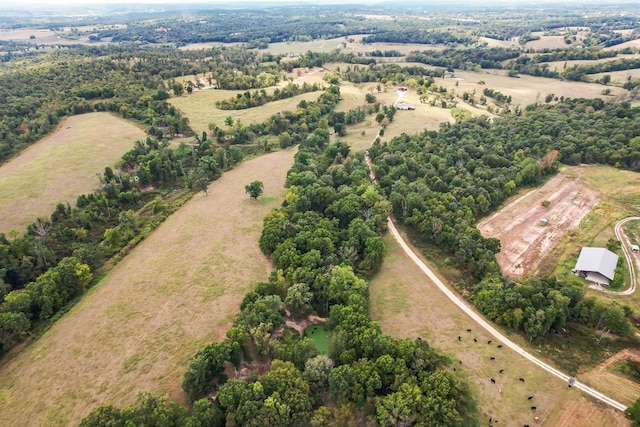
[0,112,146,234]
[479,169,600,278]
[0,148,296,426]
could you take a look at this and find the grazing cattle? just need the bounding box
[474,338,478,342]
[467,328,472,332]
[488,340,492,344]
[499,369,504,373]
[528,396,534,400]
[497,344,503,348]
[490,357,495,360]
[490,378,496,383]
[524,425,530,427]
[459,360,463,364]
[458,336,462,341]
[531,406,537,410]
[519,377,525,382]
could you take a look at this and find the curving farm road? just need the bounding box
[385,218,627,412]
[364,124,628,412]
[589,216,640,296]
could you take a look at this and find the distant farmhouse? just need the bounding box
[573,247,619,286]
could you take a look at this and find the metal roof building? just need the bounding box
[573,247,619,286]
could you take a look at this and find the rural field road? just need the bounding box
[385,218,627,412]
[589,216,639,296]
[364,115,627,412]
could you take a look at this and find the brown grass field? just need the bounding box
[0,148,296,426]
[397,64,629,108]
[541,54,640,76]
[0,112,146,234]
[368,229,629,427]
[169,87,321,134]
[589,69,640,85]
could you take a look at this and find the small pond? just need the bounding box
[304,324,329,354]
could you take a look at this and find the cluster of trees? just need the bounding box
[83,133,473,427]
[362,30,473,46]
[406,47,520,71]
[482,88,512,104]
[369,98,639,336]
[0,256,91,350]
[474,275,632,339]
[215,82,324,110]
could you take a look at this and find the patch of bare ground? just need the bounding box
[369,229,620,427]
[0,148,296,426]
[549,397,629,427]
[478,170,600,278]
[579,350,640,407]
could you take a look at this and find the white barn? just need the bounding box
[573,247,619,286]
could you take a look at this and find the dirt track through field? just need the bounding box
[0,148,296,426]
[479,171,599,277]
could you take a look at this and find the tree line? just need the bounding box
[215,82,324,110]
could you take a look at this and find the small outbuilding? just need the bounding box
[573,247,618,286]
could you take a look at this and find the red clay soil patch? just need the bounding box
[479,171,599,278]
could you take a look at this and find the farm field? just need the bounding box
[589,69,640,85]
[541,54,640,75]
[264,36,347,55]
[0,112,146,234]
[368,229,629,427]
[169,86,321,134]
[397,64,628,108]
[478,169,600,278]
[0,148,296,426]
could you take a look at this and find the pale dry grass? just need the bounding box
[169,88,321,134]
[369,229,628,426]
[589,69,640,85]
[0,112,146,234]
[0,28,56,41]
[0,148,296,426]
[411,67,628,108]
[265,37,347,55]
[542,54,640,75]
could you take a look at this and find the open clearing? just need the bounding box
[0,148,296,426]
[0,112,146,234]
[478,169,600,278]
[369,229,628,426]
[579,350,640,407]
[399,62,628,107]
[169,86,321,134]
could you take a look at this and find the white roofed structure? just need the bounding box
[573,247,619,286]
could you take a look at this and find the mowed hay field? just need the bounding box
[169,88,321,134]
[0,112,146,234]
[0,148,296,426]
[368,229,630,426]
[399,62,627,107]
